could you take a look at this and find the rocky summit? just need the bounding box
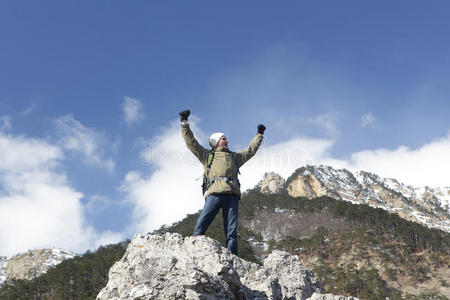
[257,172,287,195]
[97,232,358,300]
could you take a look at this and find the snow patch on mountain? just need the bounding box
[44,248,76,268]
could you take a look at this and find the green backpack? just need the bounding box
[201,150,215,196]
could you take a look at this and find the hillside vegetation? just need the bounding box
[0,243,127,300]
[0,190,449,299]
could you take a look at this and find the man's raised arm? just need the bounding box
[180,110,208,164]
[235,124,265,168]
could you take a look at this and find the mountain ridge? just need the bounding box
[259,165,450,232]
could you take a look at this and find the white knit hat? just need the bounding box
[209,132,225,148]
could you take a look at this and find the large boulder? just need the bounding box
[97,233,357,300]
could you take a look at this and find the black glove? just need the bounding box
[257,124,266,135]
[179,110,190,122]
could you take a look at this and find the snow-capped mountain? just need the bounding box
[258,165,450,232]
[0,248,77,286]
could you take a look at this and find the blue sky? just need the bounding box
[1,1,450,256]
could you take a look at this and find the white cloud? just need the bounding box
[0,133,123,256]
[54,114,115,172]
[20,104,36,117]
[346,132,450,187]
[121,119,205,234]
[121,119,450,235]
[92,231,125,249]
[361,112,376,128]
[85,194,112,214]
[0,133,62,173]
[122,96,144,126]
[0,115,12,132]
[310,113,340,137]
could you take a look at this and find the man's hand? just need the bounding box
[257,124,266,135]
[179,110,190,122]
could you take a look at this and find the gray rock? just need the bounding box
[307,293,358,300]
[97,233,329,300]
[258,172,286,195]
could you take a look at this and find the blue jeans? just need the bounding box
[193,194,239,255]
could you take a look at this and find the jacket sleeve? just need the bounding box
[235,133,264,168]
[181,123,208,165]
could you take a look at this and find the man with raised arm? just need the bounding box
[179,109,265,255]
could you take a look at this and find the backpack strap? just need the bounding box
[202,149,215,197]
[231,151,241,175]
[205,149,215,176]
[208,176,240,189]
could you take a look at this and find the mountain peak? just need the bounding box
[0,248,77,286]
[258,165,450,232]
[257,172,286,194]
